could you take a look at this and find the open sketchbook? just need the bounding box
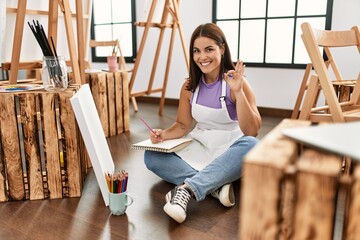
[132,138,192,153]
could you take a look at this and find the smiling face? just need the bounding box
[193,36,225,83]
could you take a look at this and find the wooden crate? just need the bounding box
[0,85,88,202]
[239,119,360,239]
[72,71,130,137]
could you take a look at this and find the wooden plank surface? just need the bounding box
[59,90,83,197]
[345,164,360,238]
[121,71,130,132]
[90,73,109,137]
[0,119,7,202]
[21,93,43,200]
[0,94,24,200]
[42,93,63,199]
[115,72,124,134]
[293,149,341,239]
[240,119,311,239]
[107,73,116,136]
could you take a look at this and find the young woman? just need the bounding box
[144,23,262,223]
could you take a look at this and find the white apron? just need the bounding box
[176,80,244,170]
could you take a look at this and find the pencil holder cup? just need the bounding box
[107,55,118,72]
[42,56,69,91]
[109,192,133,215]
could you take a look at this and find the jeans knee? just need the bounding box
[144,150,157,171]
[243,135,259,147]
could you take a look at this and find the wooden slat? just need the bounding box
[6,7,90,18]
[75,0,86,84]
[240,119,311,239]
[0,121,7,202]
[298,75,321,120]
[59,90,83,197]
[345,164,360,238]
[291,63,313,119]
[339,85,352,102]
[107,73,116,136]
[48,0,59,46]
[21,94,44,200]
[134,21,173,28]
[0,94,24,200]
[293,149,342,239]
[42,93,62,199]
[115,72,124,134]
[90,73,109,136]
[240,163,283,239]
[280,165,297,239]
[1,61,42,70]
[9,0,27,84]
[60,0,82,84]
[121,72,130,132]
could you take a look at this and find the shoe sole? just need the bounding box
[163,203,186,223]
[219,183,235,207]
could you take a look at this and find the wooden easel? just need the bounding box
[7,0,87,85]
[129,0,189,115]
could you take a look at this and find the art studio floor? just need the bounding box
[0,102,282,240]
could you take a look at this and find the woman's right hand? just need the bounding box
[150,129,163,143]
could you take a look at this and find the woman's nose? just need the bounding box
[197,52,207,60]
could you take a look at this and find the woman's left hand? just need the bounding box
[224,59,246,93]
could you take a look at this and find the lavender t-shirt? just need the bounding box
[190,76,237,120]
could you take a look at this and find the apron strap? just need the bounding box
[219,79,227,109]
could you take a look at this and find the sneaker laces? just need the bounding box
[171,187,191,211]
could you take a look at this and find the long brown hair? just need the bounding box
[186,23,235,92]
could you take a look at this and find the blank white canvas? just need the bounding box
[70,84,114,206]
[282,122,360,161]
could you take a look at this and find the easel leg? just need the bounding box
[173,0,189,71]
[59,0,81,85]
[158,16,177,116]
[131,97,138,112]
[9,0,27,84]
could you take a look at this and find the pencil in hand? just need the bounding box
[139,117,163,141]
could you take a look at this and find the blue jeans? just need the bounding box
[144,136,259,201]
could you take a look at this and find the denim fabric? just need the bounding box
[144,135,259,201]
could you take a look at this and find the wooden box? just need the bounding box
[71,71,130,137]
[239,119,360,239]
[0,85,88,202]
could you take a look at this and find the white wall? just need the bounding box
[3,0,360,110]
[129,0,360,110]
